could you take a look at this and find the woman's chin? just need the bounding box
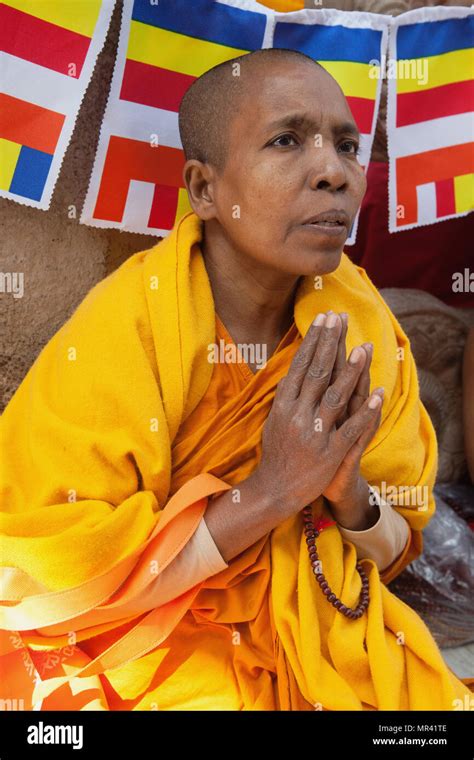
[301,247,344,277]
[261,244,344,277]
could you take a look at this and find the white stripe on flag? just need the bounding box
[122,179,157,232]
[390,113,474,159]
[107,99,181,149]
[0,52,81,111]
[416,182,437,225]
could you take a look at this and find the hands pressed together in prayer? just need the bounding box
[205,311,384,561]
[257,311,384,531]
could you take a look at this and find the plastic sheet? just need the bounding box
[388,485,474,648]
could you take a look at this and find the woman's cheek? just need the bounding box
[355,166,368,201]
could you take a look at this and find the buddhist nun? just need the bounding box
[1,49,472,711]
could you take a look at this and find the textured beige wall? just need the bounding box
[0,2,156,410]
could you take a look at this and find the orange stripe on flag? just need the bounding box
[396,143,474,226]
[0,94,64,154]
[93,136,185,223]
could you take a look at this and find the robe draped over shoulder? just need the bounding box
[1,212,471,710]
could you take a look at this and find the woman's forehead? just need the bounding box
[229,81,355,142]
[237,64,348,119]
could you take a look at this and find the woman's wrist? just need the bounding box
[252,465,308,517]
[326,477,380,531]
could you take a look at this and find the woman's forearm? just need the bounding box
[204,469,297,563]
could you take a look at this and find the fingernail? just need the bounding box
[364,342,373,354]
[326,313,338,328]
[312,313,326,326]
[368,394,382,409]
[349,347,363,364]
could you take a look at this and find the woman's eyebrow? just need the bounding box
[264,112,316,133]
[263,113,361,141]
[333,121,361,141]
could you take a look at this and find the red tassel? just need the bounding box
[314,517,337,533]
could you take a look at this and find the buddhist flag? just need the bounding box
[0,0,115,208]
[81,1,390,237]
[387,6,474,232]
[271,8,390,244]
[81,0,270,235]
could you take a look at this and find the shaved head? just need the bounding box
[181,45,365,279]
[178,48,323,173]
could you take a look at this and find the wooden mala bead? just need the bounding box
[303,505,370,619]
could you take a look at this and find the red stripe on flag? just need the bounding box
[346,96,375,135]
[0,3,90,77]
[0,93,64,153]
[436,178,456,217]
[93,136,185,222]
[120,59,195,111]
[397,80,474,127]
[148,184,179,229]
[396,143,474,226]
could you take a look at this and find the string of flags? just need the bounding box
[1,0,472,241]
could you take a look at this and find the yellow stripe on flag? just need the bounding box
[454,173,474,214]
[319,60,379,100]
[0,138,21,191]
[396,48,474,94]
[5,0,102,38]
[127,21,249,77]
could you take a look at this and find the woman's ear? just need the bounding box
[182,160,216,221]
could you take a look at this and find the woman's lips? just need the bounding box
[301,221,348,237]
[299,208,349,238]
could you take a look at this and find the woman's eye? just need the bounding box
[271,133,298,147]
[339,140,360,155]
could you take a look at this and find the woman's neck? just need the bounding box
[201,227,300,345]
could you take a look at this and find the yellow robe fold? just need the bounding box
[0,210,471,710]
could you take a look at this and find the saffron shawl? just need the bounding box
[1,211,471,709]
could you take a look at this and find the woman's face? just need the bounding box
[204,60,367,277]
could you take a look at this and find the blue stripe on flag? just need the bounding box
[274,21,382,64]
[397,15,474,59]
[132,0,266,51]
[9,145,52,201]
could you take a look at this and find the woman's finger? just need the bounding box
[327,311,350,427]
[348,342,373,417]
[331,386,384,461]
[277,312,328,401]
[345,390,383,464]
[330,311,348,386]
[316,343,368,431]
[298,313,343,407]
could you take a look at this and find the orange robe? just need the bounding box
[1,211,472,711]
[79,314,301,710]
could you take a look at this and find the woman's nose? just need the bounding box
[307,145,348,192]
